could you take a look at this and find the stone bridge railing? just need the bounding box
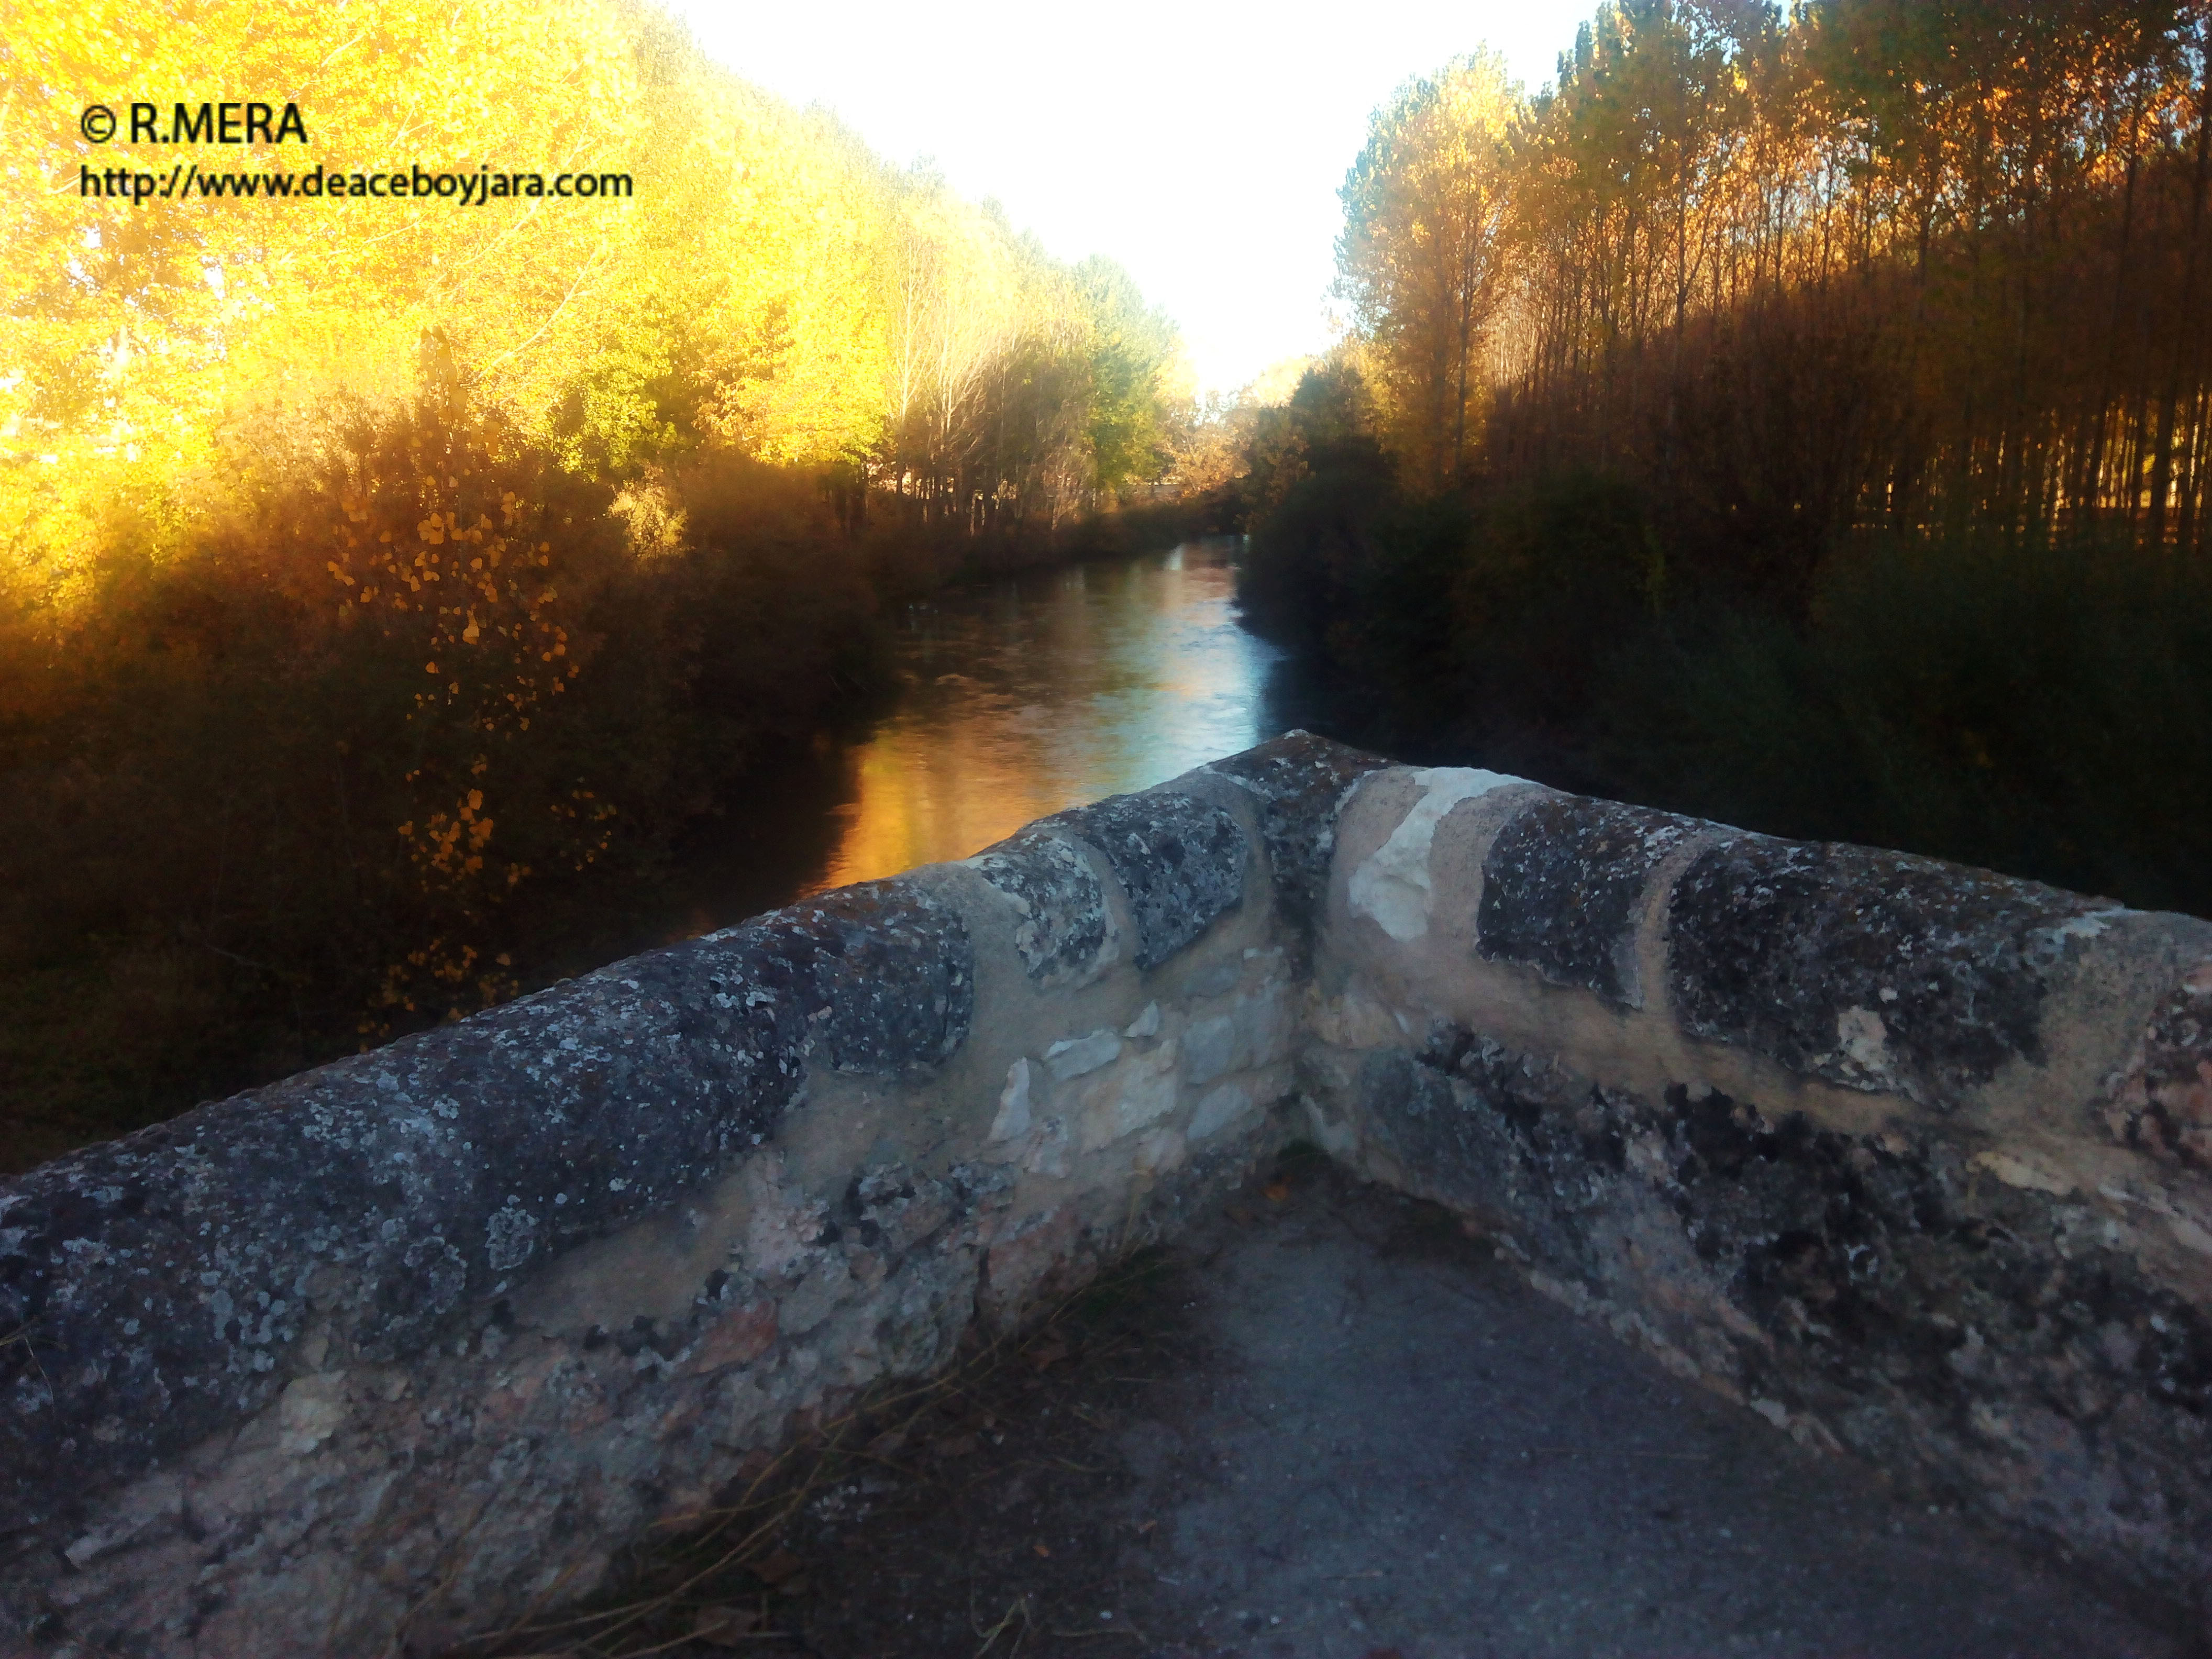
[4,733,2207,1653]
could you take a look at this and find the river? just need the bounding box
[657,536,1311,938]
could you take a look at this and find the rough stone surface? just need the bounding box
[968,825,1113,985]
[1071,1037,1185,1152]
[6,735,2207,1655]
[1211,728,1390,929]
[0,768,1291,1657]
[1182,984,1297,1089]
[1478,793,1700,1005]
[2103,957,2212,1170]
[1044,1028,1123,1081]
[12,1156,1013,1656]
[1053,790,1248,971]
[736,878,974,1073]
[0,877,968,1547]
[1324,1032,2212,1621]
[1668,835,2115,1104]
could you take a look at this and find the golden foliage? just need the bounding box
[0,0,1198,1133]
[1,0,1193,613]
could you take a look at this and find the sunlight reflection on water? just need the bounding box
[812,536,1284,889]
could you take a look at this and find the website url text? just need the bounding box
[78,163,633,207]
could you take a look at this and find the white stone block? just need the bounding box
[1133,1126,1187,1174]
[1247,984,1296,1068]
[1023,1117,1072,1179]
[1188,1081,1254,1142]
[1045,1028,1122,1081]
[989,1058,1034,1142]
[1183,1013,1240,1087]
[276,1372,350,1456]
[1079,1038,1181,1151]
[1347,766,1520,941]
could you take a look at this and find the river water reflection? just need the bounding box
[822,536,1286,887]
[666,537,1294,935]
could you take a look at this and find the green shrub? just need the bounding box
[1595,530,2212,916]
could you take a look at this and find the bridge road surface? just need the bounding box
[768,1158,2192,1659]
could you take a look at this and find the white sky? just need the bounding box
[662,0,1601,396]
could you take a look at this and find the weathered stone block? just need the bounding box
[1182,985,1295,1088]
[1667,836,2115,1105]
[990,1058,1035,1142]
[2102,956,2212,1170]
[1053,790,1248,970]
[1189,1081,1255,1142]
[969,826,1114,985]
[1478,793,1702,1006]
[1044,1028,1122,1081]
[1211,728,1390,927]
[0,877,969,1552]
[1336,1028,2212,1609]
[739,878,975,1072]
[1076,1037,1182,1151]
[1346,766,1527,942]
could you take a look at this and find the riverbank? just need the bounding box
[0,423,1212,1174]
[1235,440,2212,926]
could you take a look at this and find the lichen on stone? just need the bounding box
[1053,790,1248,971]
[732,878,974,1072]
[2102,957,2212,1169]
[1211,729,1390,928]
[1667,836,2114,1104]
[1477,793,1700,1006]
[969,826,1113,984]
[1345,1028,2212,1600]
[0,877,971,1546]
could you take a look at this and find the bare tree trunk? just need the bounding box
[2148,49,2210,546]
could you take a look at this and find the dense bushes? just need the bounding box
[0,336,1224,1173]
[3,377,1053,1169]
[1237,378,2212,922]
[1598,533,2212,917]
[1266,2,2212,922]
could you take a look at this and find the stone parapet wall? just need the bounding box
[1304,762,2212,1633]
[2,735,1376,1657]
[4,732,2207,1651]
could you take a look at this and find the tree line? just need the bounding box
[1241,0,2212,923]
[0,0,1196,1166]
[1339,0,2210,573]
[5,0,1189,584]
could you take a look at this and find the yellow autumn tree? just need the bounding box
[1,0,646,601]
[1336,50,1523,488]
